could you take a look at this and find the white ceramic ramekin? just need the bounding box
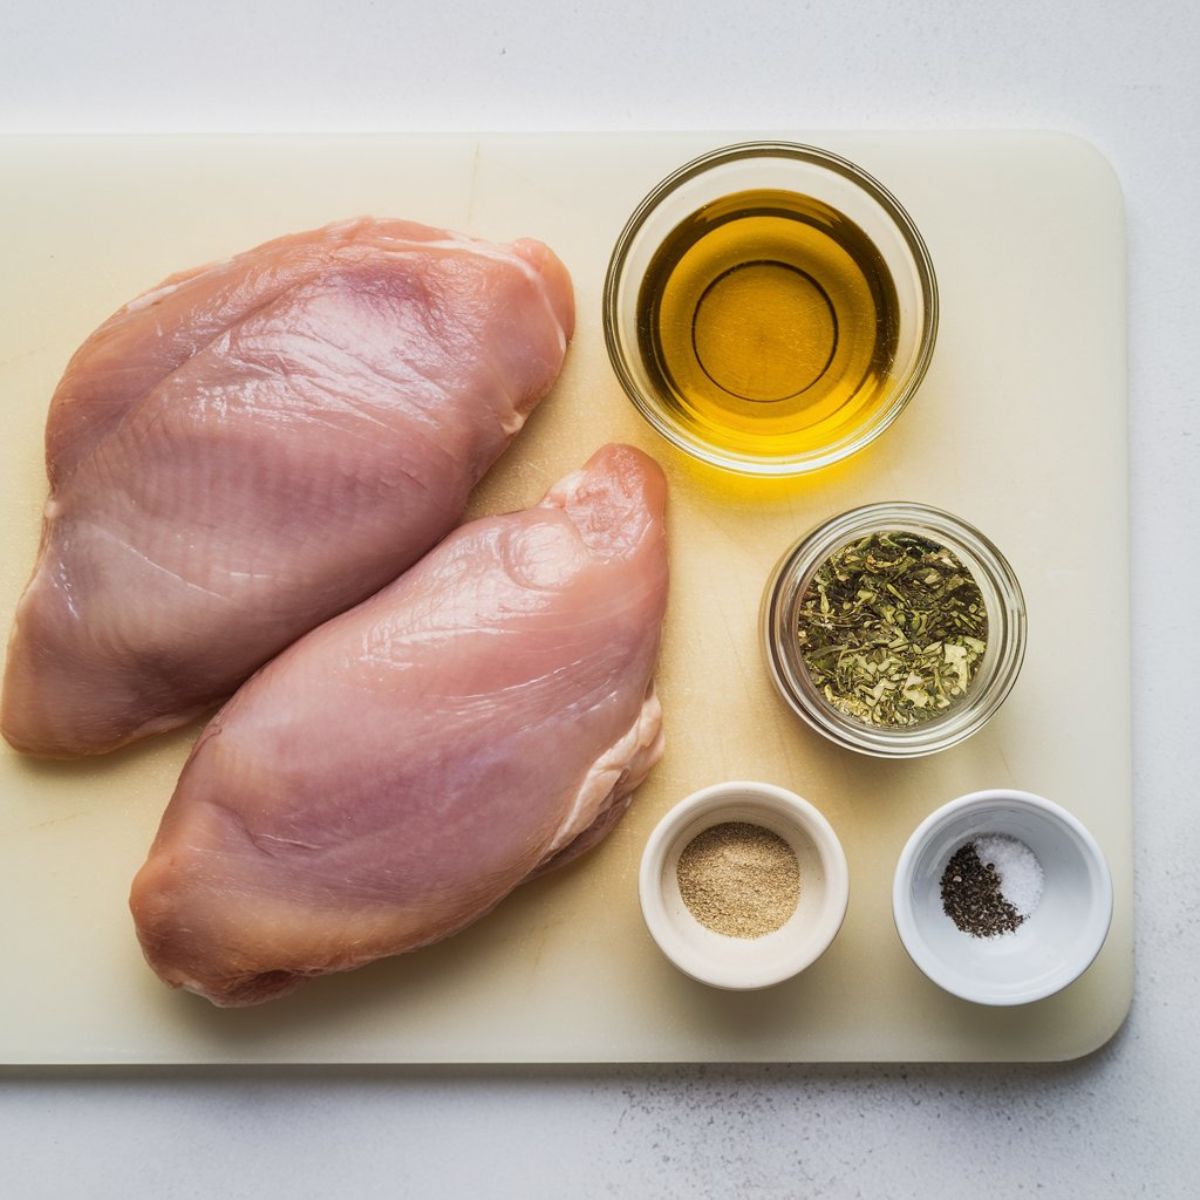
[892,789,1114,1006]
[638,781,850,989]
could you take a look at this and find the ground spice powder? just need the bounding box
[676,822,800,938]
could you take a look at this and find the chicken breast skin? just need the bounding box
[130,444,668,1007]
[2,218,574,757]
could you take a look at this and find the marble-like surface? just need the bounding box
[0,0,1196,1194]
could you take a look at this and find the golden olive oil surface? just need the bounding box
[636,189,900,461]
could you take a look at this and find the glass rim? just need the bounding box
[761,502,1028,758]
[602,140,940,477]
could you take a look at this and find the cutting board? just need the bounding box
[0,133,1130,1063]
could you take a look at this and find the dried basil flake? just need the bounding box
[796,531,988,728]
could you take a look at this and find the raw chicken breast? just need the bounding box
[130,444,668,1007]
[2,218,574,757]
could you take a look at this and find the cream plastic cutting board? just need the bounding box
[0,133,1130,1063]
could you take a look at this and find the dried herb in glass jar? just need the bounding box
[795,531,988,727]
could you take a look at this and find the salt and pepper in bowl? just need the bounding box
[892,790,1113,1006]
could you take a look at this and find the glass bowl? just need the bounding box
[603,141,938,476]
[761,502,1027,757]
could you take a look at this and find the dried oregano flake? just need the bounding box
[796,531,988,728]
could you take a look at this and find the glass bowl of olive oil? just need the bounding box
[604,143,938,476]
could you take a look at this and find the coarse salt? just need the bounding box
[973,834,1044,918]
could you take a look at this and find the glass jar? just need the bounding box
[761,502,1027,757]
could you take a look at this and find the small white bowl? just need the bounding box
[893,789,1113,1006]
[638,781,850,989]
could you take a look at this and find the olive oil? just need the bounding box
[636,188,900,463]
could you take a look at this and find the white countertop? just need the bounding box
[0,1,1196,1195]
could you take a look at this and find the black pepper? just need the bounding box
[939,842,1023,937]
